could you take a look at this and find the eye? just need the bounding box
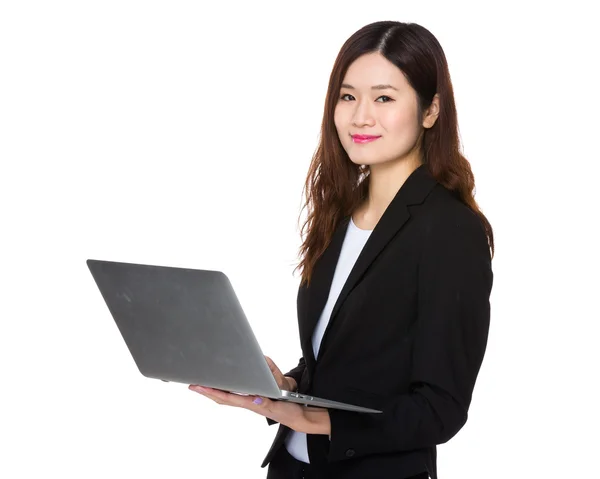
[376,95,394,103]
[340,93,355,101]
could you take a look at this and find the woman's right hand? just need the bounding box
[265,356,297,392]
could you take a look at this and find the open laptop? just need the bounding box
[87,259,381,413]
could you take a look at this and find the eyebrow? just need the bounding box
[340,83,399,91]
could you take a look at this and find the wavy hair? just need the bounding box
[296,21,495,285]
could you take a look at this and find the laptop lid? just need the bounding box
[87,259,281,397]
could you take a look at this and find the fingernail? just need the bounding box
[253,397,263,405]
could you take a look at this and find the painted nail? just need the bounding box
[253,397,263,405]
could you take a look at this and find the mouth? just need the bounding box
[351,134,381,144]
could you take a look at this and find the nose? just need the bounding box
[351,99,375,128]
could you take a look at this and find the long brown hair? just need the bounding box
[296,21,494,285]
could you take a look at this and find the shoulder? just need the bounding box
[419,184,489,252]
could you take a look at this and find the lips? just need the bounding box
[351,134,381,144]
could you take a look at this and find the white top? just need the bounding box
[284,216,372,463]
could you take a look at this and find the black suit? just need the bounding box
[263,165,493,479]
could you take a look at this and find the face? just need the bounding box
[334,52,437,168]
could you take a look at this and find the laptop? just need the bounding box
[87,259,381,414]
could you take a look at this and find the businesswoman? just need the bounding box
[190,21,494,479]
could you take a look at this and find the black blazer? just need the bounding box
[262,165,493,479]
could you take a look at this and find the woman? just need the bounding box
[189,20,494,479]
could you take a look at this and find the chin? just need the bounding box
[347,157,363,166]
[348,156,382,167]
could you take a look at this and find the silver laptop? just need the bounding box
[87,259,381,414]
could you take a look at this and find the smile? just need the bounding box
[351,134,381,144]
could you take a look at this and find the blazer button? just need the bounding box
[345,449,356,457]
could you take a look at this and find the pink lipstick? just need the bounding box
[351,134,381,144]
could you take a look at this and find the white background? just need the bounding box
[1,1,598,478]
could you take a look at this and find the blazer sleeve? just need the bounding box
[283,356,306,389]
[327,210,493,461]
[266,357,306,426]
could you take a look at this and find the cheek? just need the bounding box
[383,110,412,132]
[383,112,421,144]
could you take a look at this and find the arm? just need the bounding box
[327,210,493,461]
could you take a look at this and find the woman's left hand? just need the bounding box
[188,385,330,435]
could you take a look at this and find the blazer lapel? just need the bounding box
[315,164,437,361]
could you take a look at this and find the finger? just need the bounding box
[250,396,272,411]
[189,385,212,395]
[212,391,266,409]
[190,385,226,397]
[190,386,235,405]
[190,386,256,408]
[189,385,223,399]
[265,356,275,371]
[189,384,274,415]
[265,356,282,376]
[204,389,270,411]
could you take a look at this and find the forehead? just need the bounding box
[342,52,409,88]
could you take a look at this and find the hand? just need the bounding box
[264,355,297,392]
[188,384,329,434]
[188,356,329,435]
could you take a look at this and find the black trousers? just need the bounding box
[266,446,430,479]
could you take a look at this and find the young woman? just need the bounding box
[190,20,494,479]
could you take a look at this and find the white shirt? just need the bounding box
[284,216,372,463]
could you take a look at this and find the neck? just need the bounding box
[355,155,422,227]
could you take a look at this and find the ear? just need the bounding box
[422,93,440,129]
